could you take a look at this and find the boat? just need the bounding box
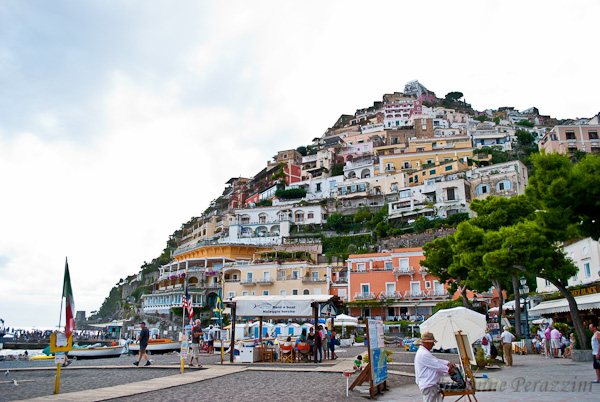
[66,343,126,359]
[128,339,182,354]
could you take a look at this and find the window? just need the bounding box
[385,261,393,270]
[357,263,366,272]
[263,290,269,296]
[314,288,322,295]
[361,284,370,294]
[292,270,299,279]
[589,131,599,140]
[426,159,433,164]
[308,212,314,219]
[258,214,267,224]
[566,131,576,140]
[242,291,248,296]
[316,183,321,192]
[386,283,395,294]
[263,271,270,281]
[475,184,489,195]
[550,134,557,141]
[338,289,347,298]
[446,188,456,200]
[303,289,310,295]
[227,291,236,298]
[241,216,250,224]
[429,169,436,175]
[295,212,304,222]
[312,271,319,281]
[425,281,431,289]
[496,180,512,191]
[445,165,453,171]
[584,262,591,278]
[292,289,298,295]
[246,272,253,281]
[280,289,286,296]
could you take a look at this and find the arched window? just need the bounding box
[258,213,267,224]
[361,169,370,178]
[295,211,304,223]
[475,184,489,195]
[303,289,310,295]
[496,180,512,191]
[347,171,356,179]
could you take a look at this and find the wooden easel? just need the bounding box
[441,330,478,401]
[348,319,389,398]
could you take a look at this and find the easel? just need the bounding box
[441,330,477,401]
[348,319,389,398]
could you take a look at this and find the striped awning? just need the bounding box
[529,293,600,315]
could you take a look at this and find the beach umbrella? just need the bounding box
[419,307,486,350]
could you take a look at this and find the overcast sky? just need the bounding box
[1,1,598,329]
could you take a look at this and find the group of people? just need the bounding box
[281,325,337,362]
[531,324,574,358]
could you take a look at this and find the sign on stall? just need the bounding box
[367,319,387,387]
[54,354,66,365]
[320,302,337,318]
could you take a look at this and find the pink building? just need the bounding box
[539,125,600,155]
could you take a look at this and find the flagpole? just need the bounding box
[58,257,67,332]
[220,268,224,365]
[181,267,187,374]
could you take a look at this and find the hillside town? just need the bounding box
[83,80,599,342]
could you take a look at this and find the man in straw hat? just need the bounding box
[414,332,457,402]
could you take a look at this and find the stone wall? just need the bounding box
[379,228,456,250]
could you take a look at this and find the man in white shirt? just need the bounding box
[499,326,516,367]
[414,332,457,402]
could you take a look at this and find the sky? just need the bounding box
[1,0,599,329]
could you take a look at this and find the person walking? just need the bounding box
[207,325,215,355]
[189,319,203,367]
[544,325,552,358]
[500,326,515,367]
[314,325,323,363]
[414,332,457,402]
[590,323,600,383]
[481,329,492,357]
[133,322,151,366]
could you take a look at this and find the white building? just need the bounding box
[467,160,528,201]
[536,238,600,293]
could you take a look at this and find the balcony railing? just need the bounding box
[354,292,376,300]
[225,279,240,283]
[393,266,414,276]
[240,280,256,286]
[379,291,402,300]
[256,279,274,285]
[278,275,300,281]
[334,278,348,284]
[302,277,327,284]
[404,290,426,299]
[426,290,450,299]
[206,283,221,288]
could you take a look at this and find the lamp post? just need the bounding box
[472,294,480,310]
[519,277,530,337]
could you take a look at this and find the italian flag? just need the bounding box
[63,258,75,339]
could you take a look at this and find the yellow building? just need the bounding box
[223,261,330,299]
[378,147,474,174]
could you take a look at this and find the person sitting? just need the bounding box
[353,355,363,370]
[532,334,542,354]
[562,333,575,358]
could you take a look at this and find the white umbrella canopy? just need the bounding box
[419,307,486,350]
[335,314,359,323]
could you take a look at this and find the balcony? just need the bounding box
[240,280,256,286]
[354,292,376,300]
[256,279,274,285]
[393,266,415,279]
[334,277,348,284]
[302,277,327,284]
[379,291,402,300]
[277,275,301,281]
[225,279,240,283]
[206,283,221,289]
[426,290,450,299]
[404,290,426,300]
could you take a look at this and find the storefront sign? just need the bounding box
[236,299,313,317]
[570,284,599,297]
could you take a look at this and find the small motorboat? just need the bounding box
[67,343,126,359]
[129,339,182,354]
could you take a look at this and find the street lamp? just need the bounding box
[519,277,530,337]
[472,294,480,309]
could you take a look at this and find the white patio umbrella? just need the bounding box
[419,307,486,350]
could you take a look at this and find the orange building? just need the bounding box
[346,248,450,320]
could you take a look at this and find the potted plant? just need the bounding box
[572,327,594,362]
[474,347,495,367]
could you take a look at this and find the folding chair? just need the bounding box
[297,344,312,362]
[280,345,294,363]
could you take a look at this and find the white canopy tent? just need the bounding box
[529,293,600,315]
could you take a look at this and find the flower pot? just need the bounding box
[571,349,593,362]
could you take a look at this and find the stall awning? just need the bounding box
[529,293,600,315]
[230,295,333,317]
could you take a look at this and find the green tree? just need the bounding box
[526,153,600,241]
[474,115,489,122]
[326,213,344,232]
[296,146,307,156]
[515,129,535,147]
[331,162,344,176]
[354,207,371,224]
[270,163,287,189]
[516,119,535,128]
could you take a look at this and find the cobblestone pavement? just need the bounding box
[0,346,455,401]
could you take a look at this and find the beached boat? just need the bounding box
[129,339,181,354]
[67,343,125,359]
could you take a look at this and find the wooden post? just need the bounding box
[259,316,263,344]
[230,304,236,363]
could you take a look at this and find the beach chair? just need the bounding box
[297,344,312,362]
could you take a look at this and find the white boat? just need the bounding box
[129,339,182,354]
[67,344,125,359]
